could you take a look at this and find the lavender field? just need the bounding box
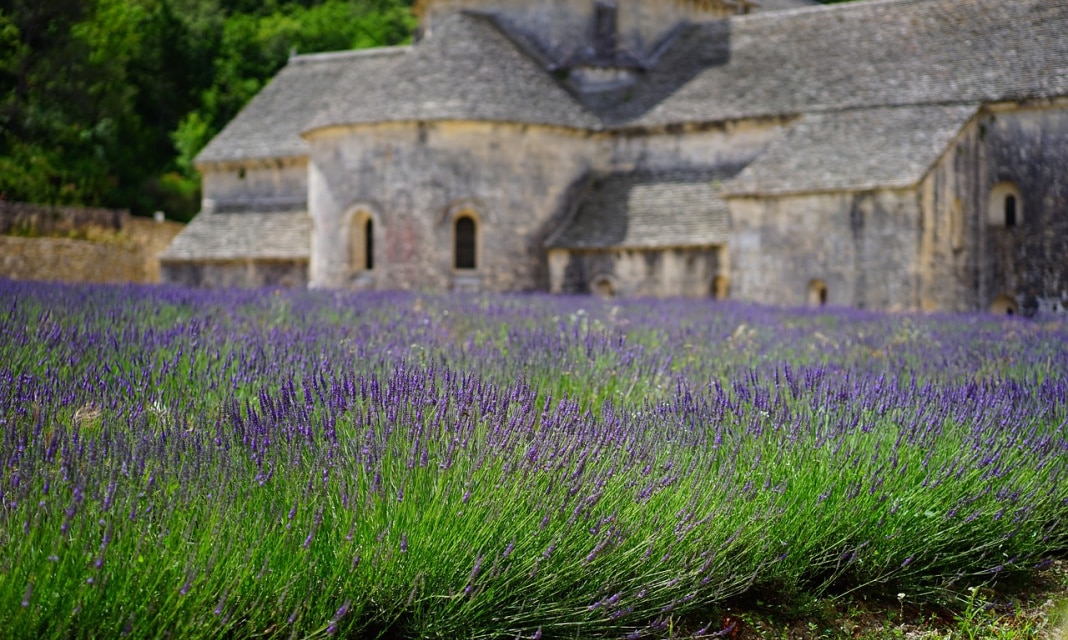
[1,279,1066,639]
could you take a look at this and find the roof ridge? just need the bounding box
[732,0,934,22]
[289,46,411,65]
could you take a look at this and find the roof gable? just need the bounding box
[722,104,978,197]
[196,48,406,165]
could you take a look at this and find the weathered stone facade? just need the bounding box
[728,190,921,310]
[165,0,1068,314]
[307,121,594,292]
[974,106,1068,315]
[549,246,724,298]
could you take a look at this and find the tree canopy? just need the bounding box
[0,0,414,220]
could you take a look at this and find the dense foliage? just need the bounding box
[1,280,1065,638]
[0,0,415,220]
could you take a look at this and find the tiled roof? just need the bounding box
[159,212,310,261]
[635,0,1068,128]
[722,104,978,196]
[548,168,741,249]
[196,48,407,164]
[198,0,1068,158]
[305,12,599,133]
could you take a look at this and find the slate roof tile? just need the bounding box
[160,212,310,261]
[722,104,979,196]
[635,0,1068,128]
[199,0,1068,159]
[548,168,742,249]
[196,48,407,164]
[305,12,599,133]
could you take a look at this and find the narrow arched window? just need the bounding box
[454,215,476,270]
[348,210,374,277]
[988,183,1023,228]
[1004,195,1017,228]
[364,218,374,270]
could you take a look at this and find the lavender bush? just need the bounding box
[1,279,1065,638]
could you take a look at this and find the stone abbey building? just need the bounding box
[161,0,1068,314]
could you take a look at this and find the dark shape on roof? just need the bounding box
[585,19,732,125]
[160,212,310,262]
[306,12,600,133]
[196,48,407,165]
[206,0,1068,158]
[548,168,742,249]
[723,104,978,196]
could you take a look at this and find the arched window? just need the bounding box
[454,214,477,270]
[348,210,375,277]
[807,279,828,307]
[988,182,1023,228]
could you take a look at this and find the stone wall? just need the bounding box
[728,190,921,310]
[199,157,308,213]
[0,237,145,283]
[306,118,783,295]
[0,206,184,284]
[604,118,786,174]
[0,201,128,235]
[717,103,1068,314]
[161,260,307,289]
[977,105,1068,315]
[124,218,188,282]
[308,121,596,292]
[915,103,1068,315]
[914,116,980,313]
[548,246,724,297]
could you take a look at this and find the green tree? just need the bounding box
[0,0,414,220]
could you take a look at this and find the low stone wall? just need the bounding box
[0,211,184,284]
[123,218,186,282]
[0,201,129,235]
